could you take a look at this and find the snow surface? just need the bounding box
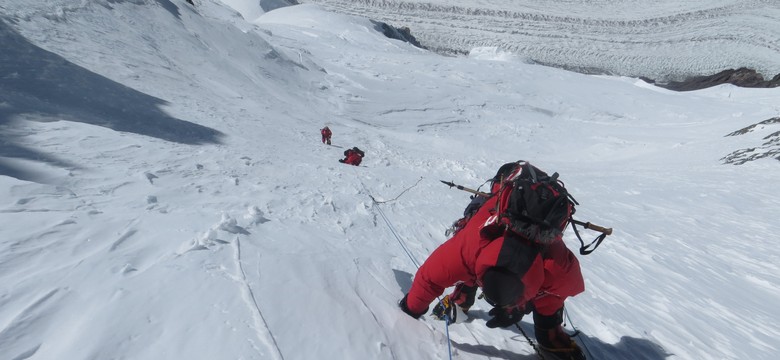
[301,0,780,81]
[1,1,779,360]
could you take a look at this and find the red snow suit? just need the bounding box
[344,152,362,166]
[340,148,364,166]
[321,127,332,145]
[405,194,584,317]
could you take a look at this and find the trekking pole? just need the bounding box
[570,219,612,235]
[439,180,491,198]
[442,180,614,254]
[570,218,612,255]
[440,180,613,235]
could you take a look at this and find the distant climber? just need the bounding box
[321,126,332,145]
[339,147,364,166]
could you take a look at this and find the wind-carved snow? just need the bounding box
[302,0,780,81]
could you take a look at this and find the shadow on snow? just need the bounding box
[0,18,223,182]
[395,269,670,359]
[393,269,414,294]
[459,310,671,359]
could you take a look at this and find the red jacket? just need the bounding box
[405,195,584,316]
[321,127,332,138]
[344,151,362,166]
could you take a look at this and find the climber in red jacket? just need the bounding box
[399,161,586,360]
[321,126,332,145]
[339,147,364,166]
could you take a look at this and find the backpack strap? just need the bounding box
[525,163,539,182]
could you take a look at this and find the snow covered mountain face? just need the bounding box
[1,1,779,360]
[300,0,780,82]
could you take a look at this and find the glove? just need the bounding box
[486,305,523,328]
[450,283,477,311]
[399,294,427,319]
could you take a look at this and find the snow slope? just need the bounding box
[1,1,779,359]
[301,0,780,81]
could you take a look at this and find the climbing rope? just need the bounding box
[353,170,453,359]
[370,195,455,359]
[369,192,422,269]
[516,323,546,360]
[371,176,424,204]
[563,307,594,359]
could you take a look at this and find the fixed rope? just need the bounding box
[368,192,423,269]
[353,170,452,359]
[516,323,546,360]
[564,307,594,359]
[366,194,453,359]
[371,176,424,204]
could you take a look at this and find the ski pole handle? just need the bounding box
[571,219,613,235]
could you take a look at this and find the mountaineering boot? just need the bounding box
[534,309,586,360]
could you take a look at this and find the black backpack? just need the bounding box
[494,161,578,244]
[345,147,365,157]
